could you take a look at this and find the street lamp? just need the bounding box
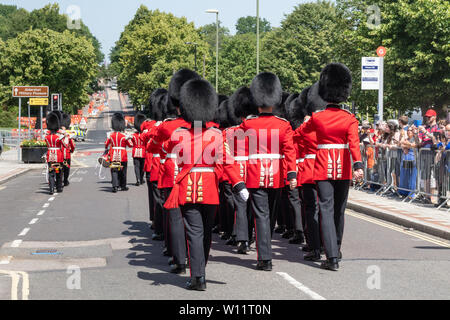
[256,0,260,75]
[185,42,198,72]
[206,9,219,92]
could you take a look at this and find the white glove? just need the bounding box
[239,188,249,202]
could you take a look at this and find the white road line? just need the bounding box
[11,240,22,248]
[18,228,30,237]
[48,197,55,202]
[29,218,38,225]
[277,272,326,300]
[37,210,45,216]
[0,186,6,191]
[0,256,12,265]
[43,203,49,208]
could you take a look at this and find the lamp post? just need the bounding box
[256,0,260,75]
[206,9,219,92]
[185,42,198,72]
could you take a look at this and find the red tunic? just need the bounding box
[294,119,318,185]
[165,127,243,206]
[147,117,192,189]
[105,132,132,163]
[61,136,75,160]
[45,133,64,163]
[131,132,146,158]
[239,114,297,189]
[302,106,362,181]
[223,125,249,184]
[140,120,157,173]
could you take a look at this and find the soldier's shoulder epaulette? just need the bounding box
[315,109,326,114]
[209,127,222,134]
[163,118,176,123]
[246,115,259,120]
[274,115,289,122]
[155,121,163,127]
[174,127,189,133]
[340,107,353,115]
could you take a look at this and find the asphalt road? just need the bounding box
[0,90,449,300]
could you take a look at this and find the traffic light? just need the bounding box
[51,93,60,111]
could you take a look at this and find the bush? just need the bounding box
[21,139,46,147]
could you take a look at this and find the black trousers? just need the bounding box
[63,159,71,184]
[268,189,281,236]
[133,158,145,183]
[111,162,127,188]
[164,188,187,265]
[146,172,154,221]
[151,181,164,235]
[316,180,350,259]
[234,191,253,242]
[181,204,217,278]
[286,186,304,232]
[48,163,62,191]
[302,184,321,250]
[223,182,235,236]
[249,188,280,261]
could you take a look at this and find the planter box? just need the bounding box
[21,147,47,163]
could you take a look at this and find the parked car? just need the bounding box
[66,125,86,142]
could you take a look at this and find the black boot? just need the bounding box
[112,187,118,193]
[321,258,339,271]
[256,260,272,271]
[135,182,140,186]
[162,247,170,256]
[170,264,186,274]
[226,236,237,246]
[274,225,285,234]
[152,233,164,241]
[304,249,321,261]
[168,257,174,265]
[282,229,294,239]
[49,188,54,195]
[186,277,206,291]
[237,241,249,254]
[289,231,305,244]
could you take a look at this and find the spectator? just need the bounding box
[418,109,441,149]
[398,115,409,142]
[398,126,419,198]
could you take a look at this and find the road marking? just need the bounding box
[0,186,6,191]
[0,270,29,300]
[0,256,12,265]
[347,211,450,248]
[18,228,30,237]
[11,240,22,248]
[277,272,326,300]
[48,197,55,202]
[37,210,45,216]
[43,203,50,208]
[29,218,38,225]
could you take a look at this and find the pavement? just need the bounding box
[0,89,448,300]
[0,148,44,185]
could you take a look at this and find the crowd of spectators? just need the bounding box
[357,109,450,207]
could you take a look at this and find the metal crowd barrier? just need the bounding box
[356,144,450,211]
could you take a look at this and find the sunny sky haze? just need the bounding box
[2,0,310,62]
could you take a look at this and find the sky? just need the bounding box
[2,0,309,62]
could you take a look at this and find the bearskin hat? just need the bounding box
[149,88,168,121]
[225,97,241,127]
[307,82,327,114]
[250,72,283,109]
[62,113,71,129]
[231,87,258,119]
[215,99,231,128]
[318,62,352,103]
[111,113,125,132]
[46,112,60,132]
[51,110,63,128]
[168,69,201,107]
[287,87,310,129]
[134,112,146,132]
[179,79,218,124]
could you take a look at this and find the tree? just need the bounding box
[261,1,340,93]
[115,7,211,106]
[235,16,271,34]
[0,29,98,114]
[198,21,230,53]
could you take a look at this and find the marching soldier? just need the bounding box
[132,112,147,186]
[164,78,248,291]
[148,69,201,273]
[239,72,298,271]
[61,113,75,187]
[104,113,132,193]
[301,63,364,270]
[45,112,64,195]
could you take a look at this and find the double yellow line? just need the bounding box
[347,211,450,248]
[0,270,29,300]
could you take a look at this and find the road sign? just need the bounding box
[377,46,387,57]
[361,57,381,90]
[29,98,49,106]
[12,86,49,98]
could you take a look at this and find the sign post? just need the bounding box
[376,46,386,122]
[12,86,49,163]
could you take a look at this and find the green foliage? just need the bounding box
[0,29,97,114]
[114,6,211,106]
[235,16,272,35]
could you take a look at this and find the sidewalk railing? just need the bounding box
[356,144,450,212]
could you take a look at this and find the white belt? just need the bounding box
[317,144,348,149]
[190,167,215,173]
[153,154,160,158]
[160,159,166,164]
[113,147,126,150]
[48,148,59,151]
[165,153,177,159]
[248,154,283,160]
[305,154,316,159]
[296,158,304,164]
[234,156,248,161]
